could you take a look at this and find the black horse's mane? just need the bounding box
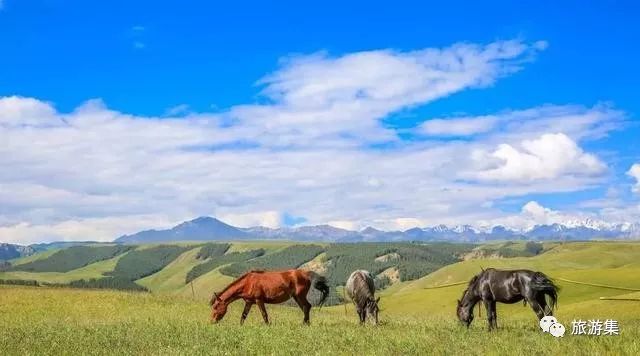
[461,272,482,300]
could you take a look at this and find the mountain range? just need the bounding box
[114,216,640,244]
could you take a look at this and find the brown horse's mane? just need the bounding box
[211,270,265,304]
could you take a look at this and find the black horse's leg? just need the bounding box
[489,301,497,330]
[483,300,493,330]
[256,300,270,324]
[240,301,254,325]
[484,300,497,330]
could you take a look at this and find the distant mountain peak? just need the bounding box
[115,216,247,244]
[112,216,640,244]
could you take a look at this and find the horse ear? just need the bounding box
[376,297,380,303]
[214,292,220,300]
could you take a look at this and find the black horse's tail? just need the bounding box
[310,272,330,307]
[531,272,559,313]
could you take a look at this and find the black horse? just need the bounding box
[456,268,558,330]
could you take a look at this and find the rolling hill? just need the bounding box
[0,241,476,303]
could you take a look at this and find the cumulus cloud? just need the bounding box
[479,201,586,231]
[0,39,629,243]
[473,133,606,182]
[628,164,640,193]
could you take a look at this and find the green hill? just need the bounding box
[378,241,640,322]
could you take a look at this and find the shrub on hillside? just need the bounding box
[0,279,39,286]
[108,245,190,281]
[195,243,231,260]
[185,249,265,283]
[220,245,324,277]
[11,245,133,273]
[67,277,147,292]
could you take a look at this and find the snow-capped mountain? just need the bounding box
[111,216,640,243]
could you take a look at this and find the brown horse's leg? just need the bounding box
[256,300,269,324]
[293,296,312,325]
[240,301,254,325]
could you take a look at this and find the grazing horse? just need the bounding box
[209,269,329,325]
[345,270,380,325]
[456,268,558,330]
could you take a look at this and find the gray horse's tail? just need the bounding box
[531,272,559,313]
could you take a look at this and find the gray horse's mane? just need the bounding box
[346,270,376,307]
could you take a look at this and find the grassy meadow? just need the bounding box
[1,285,638,355]
[1,241,640,355]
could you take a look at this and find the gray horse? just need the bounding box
[345,270,380,324]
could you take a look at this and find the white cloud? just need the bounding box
[0,39,630,243]
[0,96,59,126]
[420,115,498,136]
[473,133,606,182]
[479,201,586,231]
[328,220,359,231]
[0,215,178,245]
[390,218,426,231]
[164,104,190,117]
[628,163,640,193]
[219,211,283,229]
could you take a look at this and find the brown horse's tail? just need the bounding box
[309,272,330,307]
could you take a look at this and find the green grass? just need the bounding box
[1,241,640,354]
[0,285,638,355]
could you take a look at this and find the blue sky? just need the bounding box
[0,1,639,242]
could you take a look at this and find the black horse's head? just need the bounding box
[456,298,474,327]
[456,275,479,328]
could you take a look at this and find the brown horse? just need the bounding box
[209,269,329,325]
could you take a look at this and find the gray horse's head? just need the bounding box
[366,297,380,325]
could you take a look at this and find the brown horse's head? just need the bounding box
[209,292,228,323]
[365,297,380,325]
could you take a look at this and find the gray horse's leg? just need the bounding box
[357,306,366,324]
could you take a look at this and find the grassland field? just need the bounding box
[1,241,640,355]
